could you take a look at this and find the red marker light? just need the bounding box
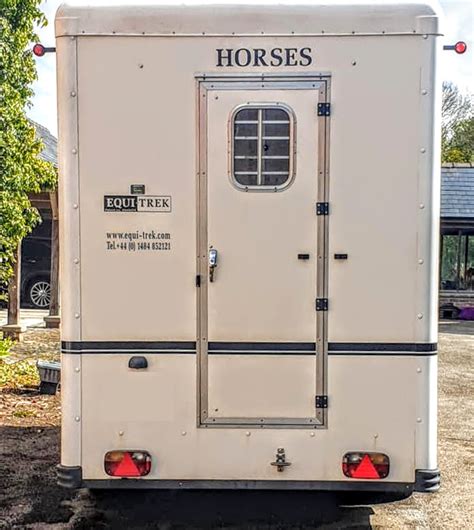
[342,452,390,479]
[454,41,467,54]
[33,43,46,57]
[104,450,152,477]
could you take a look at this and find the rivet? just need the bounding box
[72,148,77,154]
[73,203,78,209]
[419,203,425,209]
[420,148,426,153]
[374,433,379,439]
[119,430,124,436]
[71,91,76,97]
[417,368,422,373]
[181,431,187,436]
[70,36,75,41]
[417,313,423,319]
[74,313,80,319]
[423,34,428,39]
[74,367,80,373]
[310,432,315,437]
[73,258,79,264]
[417,418,422,423]
[246,431,251,437]
[418,259,424,264]
[179,482,183,487]
[421,89,428,95]
[351,60,357,66]
[74,416,80,422]
[138,64,144,69]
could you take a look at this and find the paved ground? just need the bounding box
[0,309,49,329]
[0,321,473,529]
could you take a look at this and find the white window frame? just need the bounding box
[229,103,296,192]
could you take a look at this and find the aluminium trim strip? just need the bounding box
[57,32,441,38]
[81,478,414,492]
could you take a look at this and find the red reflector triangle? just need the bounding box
[352,454,380,479]
[114,452,141,477]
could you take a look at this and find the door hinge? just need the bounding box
[316,298,328,311]
[196,274,201,287]
[316,202,329,216]
[315,395,328,409]
[317,102,331,116]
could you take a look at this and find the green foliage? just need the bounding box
[0,358,39,388]
[441,83,474,163]
[443,118,474,163]
[0,0,56,288]
[0,334,13,357]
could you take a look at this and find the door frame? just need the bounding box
[195,73,331,428]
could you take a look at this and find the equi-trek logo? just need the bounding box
[104,195,171,213]
[216,47,313,67]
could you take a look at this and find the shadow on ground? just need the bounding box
[79,489,374,529]
[0,426,374,529]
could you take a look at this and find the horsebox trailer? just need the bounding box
[56,1,441,496]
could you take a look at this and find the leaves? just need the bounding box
[0,358,39,389]
[0,0,57,287]
[0,334,13,357]
[441,82,474,163]
[443,117,474,164]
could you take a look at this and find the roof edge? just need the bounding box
[55,2,442,38]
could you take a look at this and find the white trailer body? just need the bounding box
[56,1,441,495]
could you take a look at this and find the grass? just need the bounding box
[12,409,37,418]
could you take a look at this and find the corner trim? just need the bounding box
[57,464,83,489]
[414,468,440,493]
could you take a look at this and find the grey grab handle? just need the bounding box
[128,356,148,369]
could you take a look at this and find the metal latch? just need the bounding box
[315,395,328,409]
[270,448,292,472]
[316,298,328,311]
[317,102,331,116]
[209,248,218,282]
[316,202,329,216]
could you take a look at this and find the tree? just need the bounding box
[441,82,474,163]
[0,0,56,292]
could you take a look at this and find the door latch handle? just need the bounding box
[209,248,218,282]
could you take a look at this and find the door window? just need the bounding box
[231,105,294,190]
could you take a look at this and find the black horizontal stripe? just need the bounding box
[62,351,194,355]
[328,342,437,354]
[207,351,316,355]
[61,341,196,353]
[208,342,316,351]
[60,341,437,356]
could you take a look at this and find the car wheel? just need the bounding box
[27,279,51,308]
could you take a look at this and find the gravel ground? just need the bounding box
[0,323,472,529]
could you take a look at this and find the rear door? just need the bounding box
[197,76,329,427]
